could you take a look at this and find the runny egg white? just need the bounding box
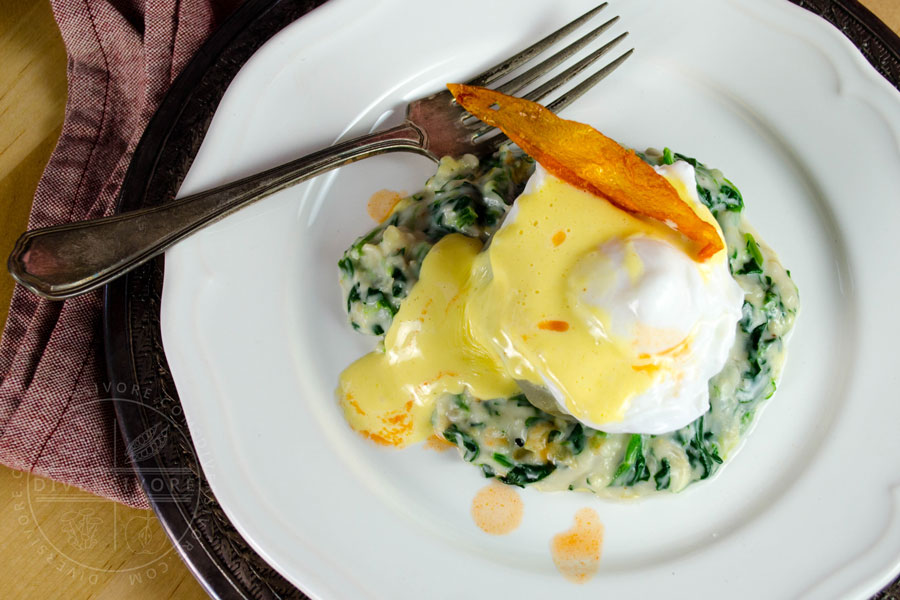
[338,160,744,446]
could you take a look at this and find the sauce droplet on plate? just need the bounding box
[367,189,404,223]
[470,482,523,535]
[550,507,604,583]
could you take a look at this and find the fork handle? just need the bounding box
[8,122,428,300]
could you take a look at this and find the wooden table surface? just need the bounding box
[1,1,898,599]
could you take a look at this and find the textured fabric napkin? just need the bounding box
[0,0,239,509]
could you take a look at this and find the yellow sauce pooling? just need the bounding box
[337,235,518,446]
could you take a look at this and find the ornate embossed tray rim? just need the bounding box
[104,1,900,598]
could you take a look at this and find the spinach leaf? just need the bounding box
[453,394,470,412]
[745,233,764,266]
[564,423,586,455]
[662,147,675,165]
[684,417,723,479]
[338,256,354,277]
[654,458,671,491]
[736,258,763,275]
[719,178,744,212]
[443,424,479,462]
[492,453,515,468]
[500,463,556,487]
[609,434,651,487]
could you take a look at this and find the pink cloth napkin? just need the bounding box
[0,0,239,509]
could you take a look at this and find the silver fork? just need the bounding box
[9,3,632,300]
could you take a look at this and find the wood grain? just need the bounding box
[865,0,900,33]
[0,1,897,599]
[0,0,65,330]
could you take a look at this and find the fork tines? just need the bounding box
[465,3,633,140]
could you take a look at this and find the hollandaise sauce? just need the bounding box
[338,234,519,446]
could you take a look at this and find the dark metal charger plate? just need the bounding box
[104,1,900,598]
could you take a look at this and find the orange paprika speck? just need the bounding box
[361,431,393,446]
[538,320,570,332]
[552,230,567,246]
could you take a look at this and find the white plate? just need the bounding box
[160,1,900,598]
